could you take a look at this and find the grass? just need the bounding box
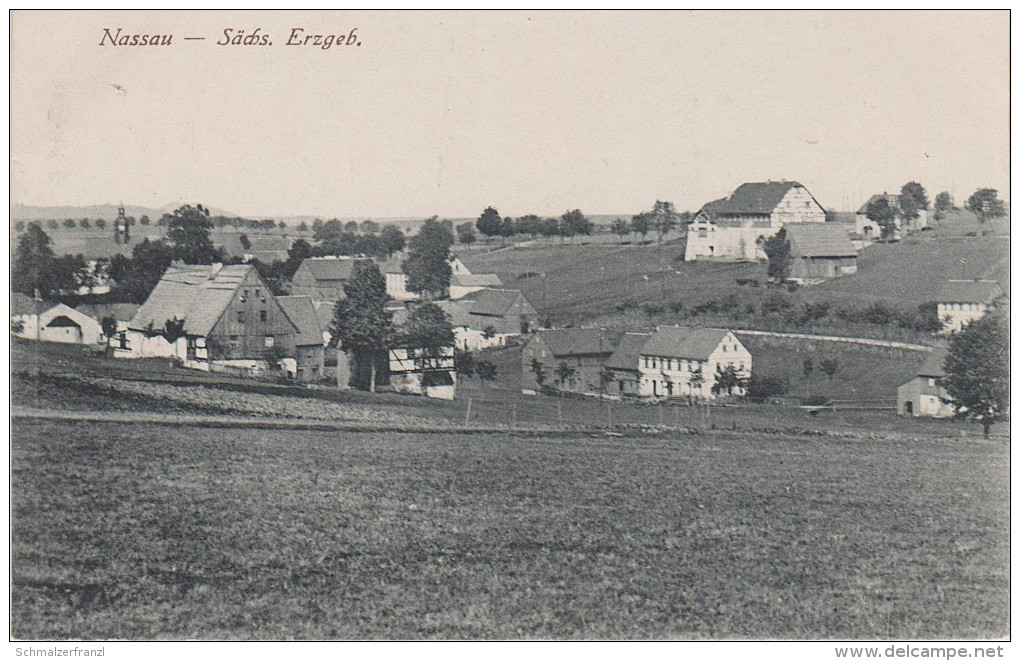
[460,215,1008,337]
[11,419,1007,640]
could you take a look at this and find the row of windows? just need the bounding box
[939,303,983,312]
[643,356,705,371]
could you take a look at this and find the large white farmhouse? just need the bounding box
[685,181,826,261]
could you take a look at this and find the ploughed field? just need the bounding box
[11,419,1007,639]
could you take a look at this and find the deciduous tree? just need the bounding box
[761,227,791,282]
[942,315,1008,438]
[330,261,393,393]
[166,204,218,264]
[403,217,454,299]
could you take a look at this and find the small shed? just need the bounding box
[785,223,858,284]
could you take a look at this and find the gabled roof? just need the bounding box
[276,296,322,346]
[298,257,370,283]
[434,300,473,328]
[785,223,856,258]
[605,332,652,371]
[459,288,537,318]
[75,303,141,323]
[918,348,948,378]
[937,280,1004,304]
[640,326,731,360]
[451,273,503,288]
[129,263,255,336]
[699,181,815,218]
[534,328,623,357]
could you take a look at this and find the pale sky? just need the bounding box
[10,10,1010,218]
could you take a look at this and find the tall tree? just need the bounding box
[761,227,791,282]
[899,182,930,225]
[516,214,543,238]
[476,206,503,238]
[401,301,455,390]
[934,191,954,219]
[360,220,380,235]
[942,314,1008,438]
[11,224,56,297]
[380,225,406,257]
[630,212,652,242]
[403,217,454,299]
[965,188,1006,222]
[560,209,592,239]
[114,238,174,303]
[166,204,217,264]
[650,200,681,242]
[866,197,900,239]
[330,261,393,392]
[456,222,476,245]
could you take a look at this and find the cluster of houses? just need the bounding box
[12,181,1006,414]
[12,250,538,400]
[521,325,752,401]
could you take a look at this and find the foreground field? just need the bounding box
[11,419,1007,640]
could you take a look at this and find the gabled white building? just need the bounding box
[685,181,826,261]
[637,326,751,399]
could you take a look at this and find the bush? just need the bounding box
[745,374,789,399]
[667,300,684,313]
[614,298,638,312]
[642,302,664,316]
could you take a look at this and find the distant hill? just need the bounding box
[10,202,239,222]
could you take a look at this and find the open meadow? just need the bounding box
[11,417,1008,640]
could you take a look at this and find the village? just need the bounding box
[10,180,1009,431]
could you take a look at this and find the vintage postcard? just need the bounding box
[8,9,1010,652]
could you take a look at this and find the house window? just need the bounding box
[260,310,267,322]
[265,336,274,348]
[928,378,936,387]
[698,229,708,238]
[237,310,245,323]
[118,331,128,350]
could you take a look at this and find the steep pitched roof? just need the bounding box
[640,326,731,360]
[75,303,141,323]
[459,288,537,318]
[699,181,810,218]
[314,302,336,337]
[128,263,253,336]
[918,348,948,378]
[298,257,369,283]
[785,223,856,258]
[937,280,1004,304]
[605,332,652,371]
[276,296,322,346]
[535,328,623,357]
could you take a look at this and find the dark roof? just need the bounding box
[640,326,732,360]
[129,263,256,336]
[298,257,369,283]
[459,288,537,318]
[75,303,141,322]
[313,302,336,335]
[434,300,473,328]
[918,348,948,378]
[699,181,813,218]
[45,315,81,329]
[535,328,623,357]
[937,280,1004,304]
[785,223,856,258]
[605,332,652,371]
[277,296,322,346]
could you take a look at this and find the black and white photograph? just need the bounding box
[8,9,1010,652]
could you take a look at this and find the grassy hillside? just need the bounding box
[461,216,1007,338]
[12,419,1007,639]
